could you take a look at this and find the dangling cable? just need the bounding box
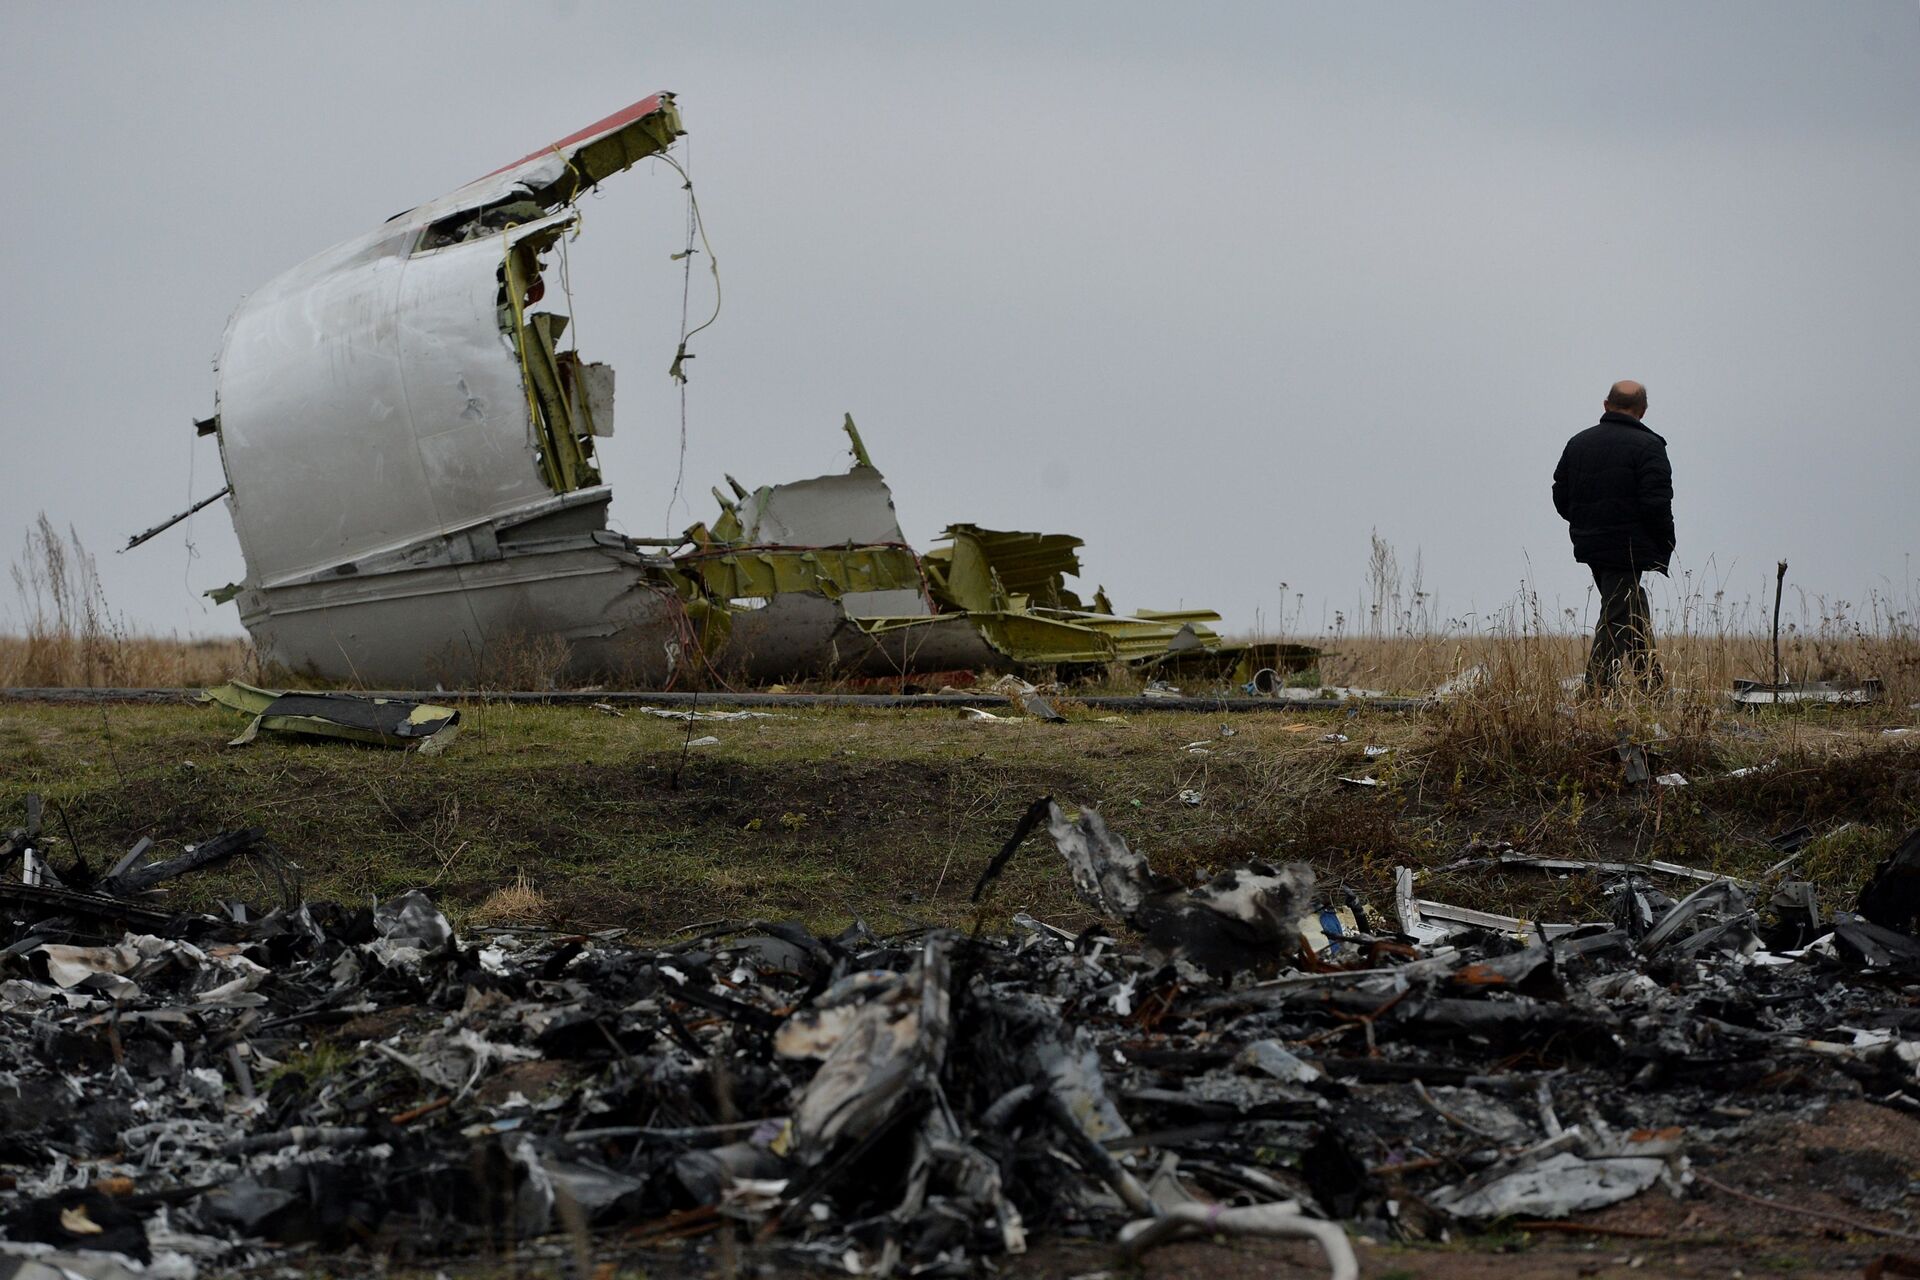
[659,149,722,364]
[556,214,582,352]
[182,437,202,597]
[665,180,695,530]
[656,147,720,533]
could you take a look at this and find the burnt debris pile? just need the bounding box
[5,799,1920,1277]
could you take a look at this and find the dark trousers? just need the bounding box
[1587,566,1661,691]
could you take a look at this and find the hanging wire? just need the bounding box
[556,212,583,353]
[666,184,695,530]
[655,147,721,533]
[658,149,722,365]
[182,434,203,598]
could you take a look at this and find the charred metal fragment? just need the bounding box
[1858,827,1920,934]
[13,800,1920,1273]
[98,828,267,896]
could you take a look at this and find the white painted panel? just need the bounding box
[218,215,575,588]
[401,226,565,533]
[738,469,909,547]
[218,247,418,584]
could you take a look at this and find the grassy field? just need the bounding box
[7,515,1918,932]
[8,697,1917,1279]
[2,688,1914,940]
[7,533,1920,1278]
[9,516,1918,698]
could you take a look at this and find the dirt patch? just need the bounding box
[471,1059,581,1108]
[334,1007,424,1043]
[982,1102,1920,1279]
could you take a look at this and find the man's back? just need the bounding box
[1553,411,1675,572]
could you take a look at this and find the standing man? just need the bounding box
[1552,380,1674,691]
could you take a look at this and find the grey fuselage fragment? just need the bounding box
[200,94,1277,690]
[205,93,947,690]
[212,99,690,688]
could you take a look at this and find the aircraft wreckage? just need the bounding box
[176,94,1305,688]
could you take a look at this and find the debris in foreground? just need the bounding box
[199,681,460,752]
[6,804,1920,1278]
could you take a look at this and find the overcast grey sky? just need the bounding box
[4,2,1916,641]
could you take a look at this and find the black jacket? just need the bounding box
[1552,412,1675,572]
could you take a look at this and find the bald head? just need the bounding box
[1605,380,1648,419]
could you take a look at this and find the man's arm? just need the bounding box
[1552,447,1571,520]
[1638,443,1676,558]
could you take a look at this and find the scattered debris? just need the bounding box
[1432,665,1489,698]
[1617,740,1652,786]
[1395,865,1599,943]
[9,797,1920,1277]
[1731,678,1885,706]
[1271,685,1386,703]
[1433,851,1752,890]
[1021,693,1069,723]
[634,706,782,722]
[1766,823,1818,858]
[990,677,1069,723]
[199,681,459,752]
[1433,1148,1678,1221]
[1122,1202,1359,1276]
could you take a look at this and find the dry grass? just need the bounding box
[468,873,551,926]
[4,516,1915,708]
[2,517,1913,966]
[2,514,252,688]
[0,635,252,689]
[0,687,1912,942]
[1294,571,1918,798]
[1270,532,1918,703]
[1317,629,1915,704]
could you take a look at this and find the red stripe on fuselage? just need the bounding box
[476,93,670,181]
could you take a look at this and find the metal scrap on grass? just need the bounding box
[8,795,1920,1276]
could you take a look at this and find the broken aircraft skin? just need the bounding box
[204,95,1282,689]
[211,94,688,689]
[678,423,1302,686]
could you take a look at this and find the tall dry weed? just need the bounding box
[5,516,1915,701]
[7,513,128,686]
[1304,550,1918,708]
[1,513,251,688]
[1301,547,1920,791]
